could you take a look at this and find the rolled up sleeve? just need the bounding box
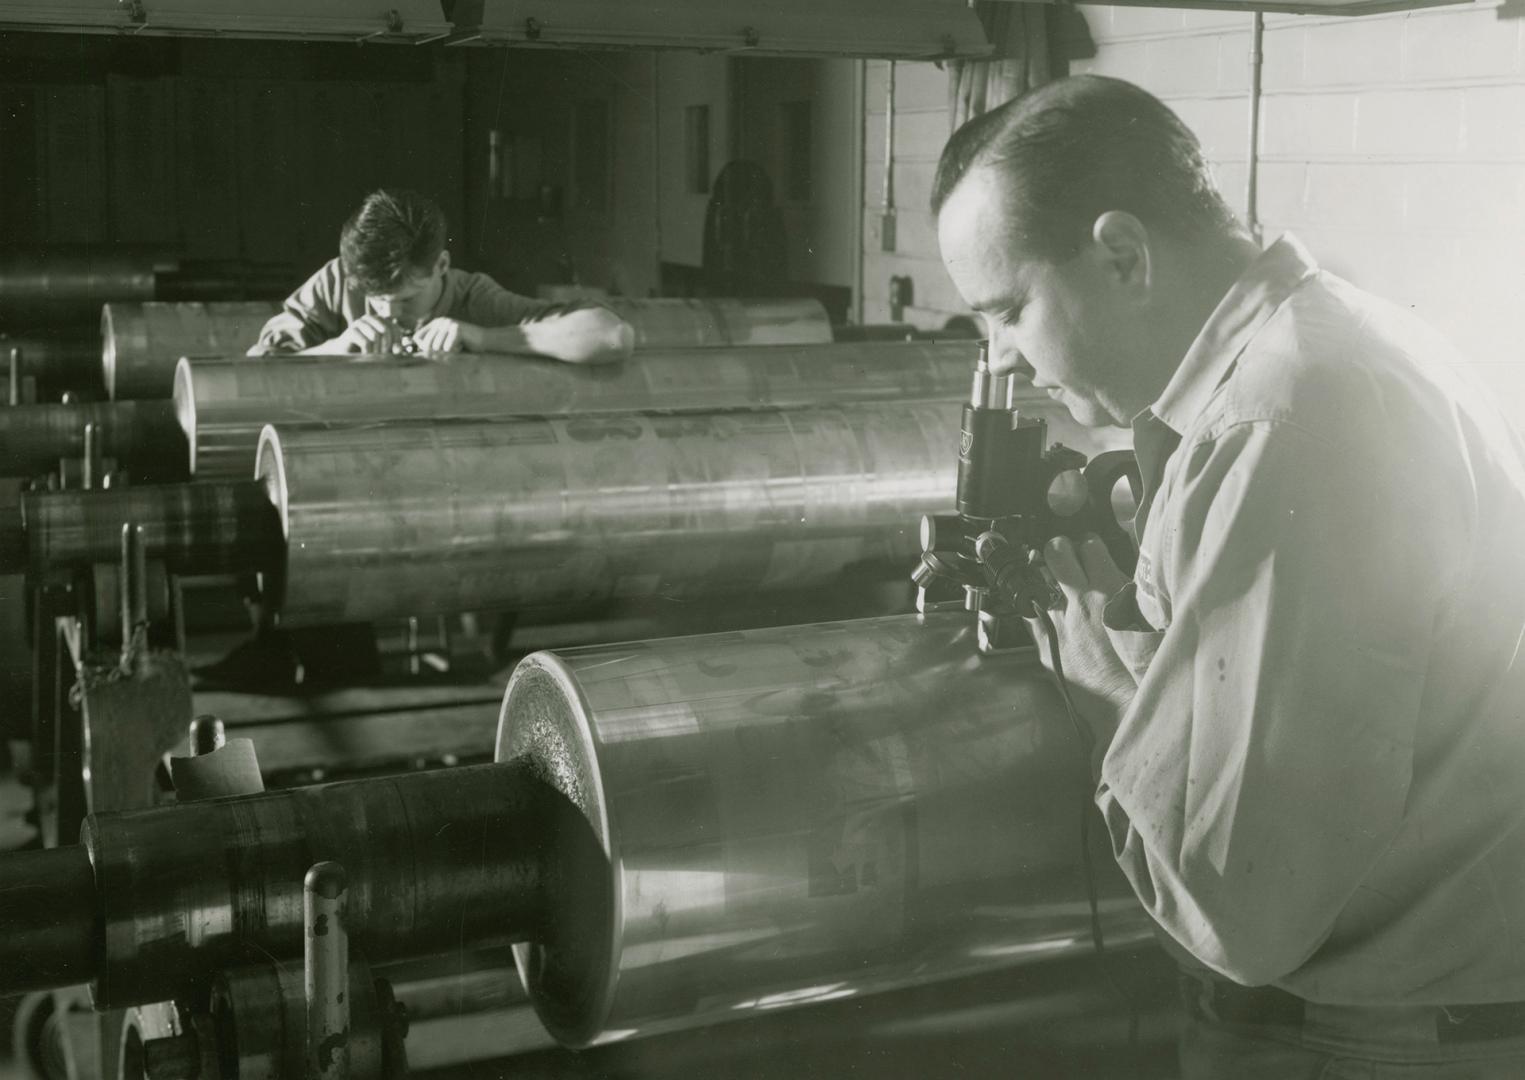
[1096,419,1448,987]
[456,274,583,328]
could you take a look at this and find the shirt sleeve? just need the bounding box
[247,259,349,355]
[453,272,603,328]
[1095,418,1457,987]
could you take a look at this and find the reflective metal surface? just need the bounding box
[0,399,185,481]
[497,611,1153,1047]
[257,402,962,626]
[15,480,281,577]
[102,300,278,400]
[176,342,983,479]
[70,760,555,1008]
[606,297,832,347]
[0,249,167,327]
[0,332,102,398]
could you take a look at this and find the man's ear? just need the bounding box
[435,249,451,276]
[1090,211,1151,292]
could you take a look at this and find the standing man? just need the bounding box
[250,188,633,362]
[934,75,1525,1076]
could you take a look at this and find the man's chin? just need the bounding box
[1060,397,1112,429]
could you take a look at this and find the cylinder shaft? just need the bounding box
[74,759,558,1007]
[15,479,281,578]
[0,845,98,995]
[0,399,186,481]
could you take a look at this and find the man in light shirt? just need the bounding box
[934,74,1525,1076]
[250,187,632,363]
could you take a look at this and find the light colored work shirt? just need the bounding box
[1097,235,1525,1005]
[248,258,561,354]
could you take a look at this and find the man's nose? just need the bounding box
[988,344,1036,383]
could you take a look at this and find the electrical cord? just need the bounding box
[1034,604,1143,1074]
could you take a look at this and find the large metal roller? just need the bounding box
[606,296,833,347]
[255,402,960,626]
[101,300,279,401]
[0,612,1150,1046]
[0,249,172,327]
[175,342,982,479]
[106,296,827,410]
[498,613,1149,1045]
[0,399,186,481]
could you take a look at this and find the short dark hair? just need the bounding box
[931,76,1244,260]
[338,188,449,294]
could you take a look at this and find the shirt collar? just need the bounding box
[1144,233,1320,437]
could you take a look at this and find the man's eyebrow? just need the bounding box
[966,290,1020,314]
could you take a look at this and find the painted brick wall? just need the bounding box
[861,6,1525,427]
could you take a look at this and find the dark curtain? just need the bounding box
[949,2,1053,128]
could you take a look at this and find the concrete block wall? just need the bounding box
[860,5,1525,427]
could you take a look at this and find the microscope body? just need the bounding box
[912,348,1139,653]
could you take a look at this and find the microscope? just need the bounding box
[912,342,1140,654]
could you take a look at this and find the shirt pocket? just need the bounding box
[1104,581,1167,682]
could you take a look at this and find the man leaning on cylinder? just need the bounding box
[933,74,1525,1078]
[249,187,633,363]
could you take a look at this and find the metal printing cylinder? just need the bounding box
[255,401,962,626]
[174,341,981,479]
[13,480,282,578]
[497,611,1151,1046]
[605,297,833,347]
[102,300,279,400]
[0,249,171,327]
[0,399,186,481]
[105,295,828,415]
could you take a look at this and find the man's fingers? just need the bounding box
[1077,534,1130,594]
[1043,536,1086,591]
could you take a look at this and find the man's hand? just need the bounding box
[410,318,482,357]
[1026,534,1137,766]
[327,314,405,355]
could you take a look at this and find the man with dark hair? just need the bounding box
[935,74,1525,1076]
[251,188,633,362]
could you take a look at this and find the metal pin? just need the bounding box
[119,522,148,666]
[189,715,225,756]
[82,423,101,491]
[7,346,18,407]
[305,861,350,1080]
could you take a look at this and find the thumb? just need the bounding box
[1076,534,1130,594]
